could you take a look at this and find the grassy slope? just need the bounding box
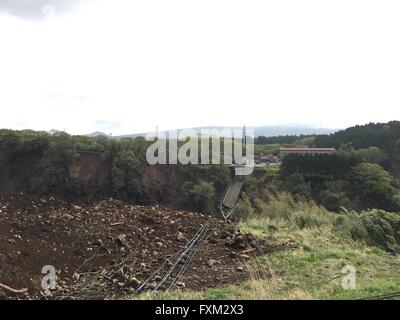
[240,224,400,300]
[254,144,280,155]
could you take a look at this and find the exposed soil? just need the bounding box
[0,194,293,300]
[69,152,111,193]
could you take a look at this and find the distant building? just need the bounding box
[280,147,336,156]
[260,153,280,163]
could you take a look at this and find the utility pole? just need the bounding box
[242,125,247,147]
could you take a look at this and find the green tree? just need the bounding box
[233,193,254,220]
[30,133,75,195]
[355,147,383,164]
[284,173,311,200]
[351,163,392,205]
[111,150,143,201]
[182,181,217,213]
[320,190,348,212]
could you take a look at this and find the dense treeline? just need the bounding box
[280,153,361,183]
[0,129,231,214]
[240,121,400,214]
[255,134,314,145]
[314,121,400,150]
[2,121,400,216]
[314,121,400,175]
[279,152,400,211]
[276,121,400,212]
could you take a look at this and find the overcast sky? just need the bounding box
[0,0,399,135]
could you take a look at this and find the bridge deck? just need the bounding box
[222,181,243,209]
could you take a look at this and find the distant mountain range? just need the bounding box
[87,131,110,137]
[252,126,337,137]
[88,126,338,139]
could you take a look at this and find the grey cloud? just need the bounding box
[0,0,94,20]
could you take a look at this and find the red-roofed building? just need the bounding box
[259,153,280,163]
[280,147,336,156]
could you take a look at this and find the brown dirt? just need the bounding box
[69,152,111,193]
[0,194,292,300]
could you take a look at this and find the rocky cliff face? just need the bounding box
[69,152,111,195]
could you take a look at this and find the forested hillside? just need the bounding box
[0,129,231,214]
[314,121,400,175]
[1,121,400,215]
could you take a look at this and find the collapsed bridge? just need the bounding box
[219,165,247,220]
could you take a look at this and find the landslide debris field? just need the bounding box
[0,195,292,300]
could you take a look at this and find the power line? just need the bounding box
[359,290,400,300]
[135,223,209,295]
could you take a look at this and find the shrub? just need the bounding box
[292,207,332,229]
[334,211,369,242]
[320,190,349,212]
[251,192,333,230]
[360,209,400,252]
[284,173,311,201]
[335,209,400,253]
[234,193,254,221]
[253,192,296,220]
